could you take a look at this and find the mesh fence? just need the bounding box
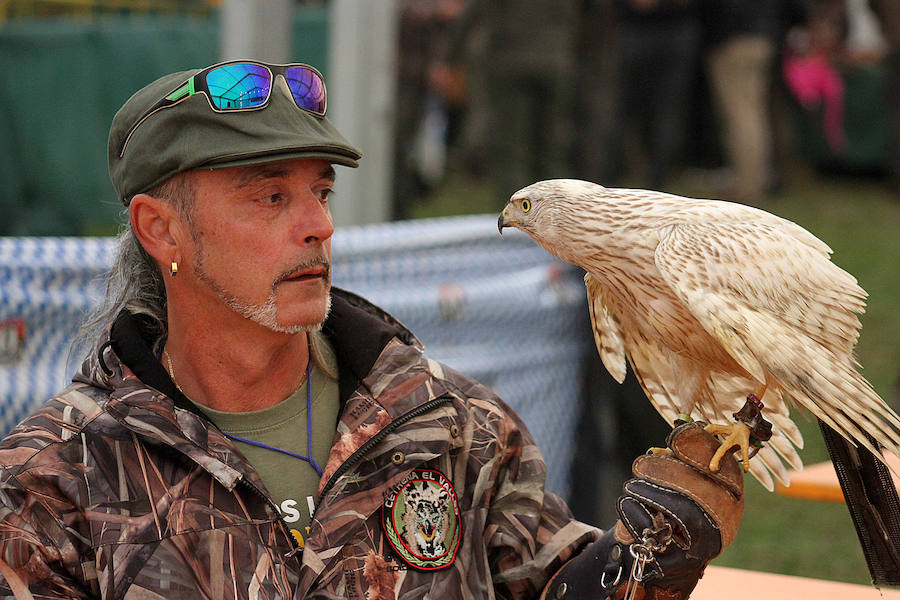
[0,215,591,497]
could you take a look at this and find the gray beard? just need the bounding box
[193,240,331,334]
[217,284,331,334]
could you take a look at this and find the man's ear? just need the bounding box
[129,193,183,268]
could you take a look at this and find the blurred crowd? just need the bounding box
[391,0,900,218]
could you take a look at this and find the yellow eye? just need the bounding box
[521,199,531,213]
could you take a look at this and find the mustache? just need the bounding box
[273,256,331,287]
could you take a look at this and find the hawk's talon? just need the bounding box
[704,422,752,472]
[734,444,762,467]
[704,394,775,472]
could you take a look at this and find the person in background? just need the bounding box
[440,0,581,202]
[601,0,703,190]
[391,0,465,219]
[701,0,783,204]
[868,0,900,195]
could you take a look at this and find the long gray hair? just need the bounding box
[76,174,195,354]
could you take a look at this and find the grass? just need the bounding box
[416,166,900,586]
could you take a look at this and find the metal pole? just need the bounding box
[327,0,397,226]
[220,0,293,63]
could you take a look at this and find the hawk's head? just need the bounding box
[498,179,607,258]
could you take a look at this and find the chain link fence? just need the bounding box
[0,214,592,498]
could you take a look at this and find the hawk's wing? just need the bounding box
[653,221,900,464]
[584,264,803,490]
[584,272,626,384]
[586,271,799,490]
[639,305,800,487]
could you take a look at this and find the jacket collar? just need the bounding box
[88,287,421,417]
[70,288,422,490]
[322,288,421,404]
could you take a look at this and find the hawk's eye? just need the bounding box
[521,199,531,213]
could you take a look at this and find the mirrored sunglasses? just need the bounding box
[118,60,327,157]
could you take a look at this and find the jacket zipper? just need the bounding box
[257,394,455,562]
[314,394,455,514]
[236,477,304,559]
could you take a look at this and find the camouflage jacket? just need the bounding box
[0,289,600,599]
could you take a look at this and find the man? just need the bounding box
[702,0,783,204]
[0,60,743,599]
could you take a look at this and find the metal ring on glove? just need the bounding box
[601,566,623,588]
[629,543,655,563]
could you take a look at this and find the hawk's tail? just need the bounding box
[820,421,900,586]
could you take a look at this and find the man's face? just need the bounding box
[179,158,336,333]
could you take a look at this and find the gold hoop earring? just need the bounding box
[170,261,178,276]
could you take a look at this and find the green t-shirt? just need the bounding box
[192,331,340,548]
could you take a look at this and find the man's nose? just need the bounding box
[295,195,334,245]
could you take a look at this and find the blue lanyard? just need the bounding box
[223,361,324,478]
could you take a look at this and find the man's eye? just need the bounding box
[263,193,283,205]
[318,188,333,202]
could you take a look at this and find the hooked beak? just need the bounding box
[498,205,516,235]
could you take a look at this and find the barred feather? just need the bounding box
[501,179,900,490]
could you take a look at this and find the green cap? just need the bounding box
[108,66,362,205]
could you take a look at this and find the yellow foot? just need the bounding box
[704,422,752,473]
[648,447,673,457]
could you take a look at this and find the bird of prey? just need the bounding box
[498,179,900,490]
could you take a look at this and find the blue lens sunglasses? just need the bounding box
[118,60,327,157]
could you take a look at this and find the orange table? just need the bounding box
[695,566,900,599]
[775,454,900,502]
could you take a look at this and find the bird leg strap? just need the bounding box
[733,394,773,450]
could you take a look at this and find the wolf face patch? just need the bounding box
[382,469,461,570]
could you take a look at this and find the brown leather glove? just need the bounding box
[542,421,744,600]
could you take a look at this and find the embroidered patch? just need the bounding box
[382,468,461,570]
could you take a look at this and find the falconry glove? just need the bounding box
[541,422,744,600]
